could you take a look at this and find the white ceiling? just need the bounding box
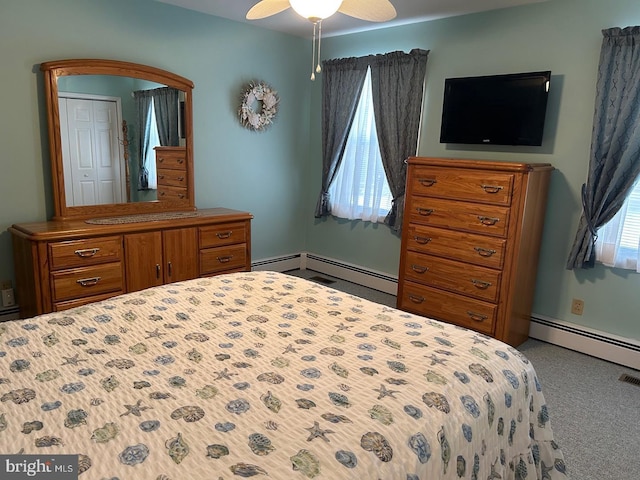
[154,0,551,38]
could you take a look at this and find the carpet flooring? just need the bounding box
[286,269,640,480]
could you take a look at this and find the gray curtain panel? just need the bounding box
[314,56,370,217]
[567,26,640,269]
[152,87,180,147]
[370,49,429,231]
[133,90,153,190]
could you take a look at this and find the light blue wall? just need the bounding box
[0,0,309,281]
[304,0,640,341]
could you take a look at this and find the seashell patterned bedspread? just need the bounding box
[0,271,567,479]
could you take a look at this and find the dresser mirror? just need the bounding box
[41,59,195,220]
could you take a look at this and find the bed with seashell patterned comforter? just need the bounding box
[0,271,567,479]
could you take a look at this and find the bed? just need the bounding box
[0,271,567,479]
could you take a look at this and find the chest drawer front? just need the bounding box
[157,168,187,187]
[157,185,188,202]
[404,251,501,302]
[406,224,506,269]
[200,223,248,248]
[49,236,123,270]
[200,244,248,275]
[51,263,124,302]
[399,281,496,335]
[408,196,510,237]
[156,152,187,170]
[411,166,514,205]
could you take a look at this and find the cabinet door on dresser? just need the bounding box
[397,157,553,347]
[124,228,198,292]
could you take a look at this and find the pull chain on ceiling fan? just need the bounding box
[246,0,397,80]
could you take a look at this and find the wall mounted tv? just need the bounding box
[439,71,551,146]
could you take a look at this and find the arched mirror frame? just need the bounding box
[41,59,195,220]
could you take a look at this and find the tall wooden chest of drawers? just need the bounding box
[397,157,553,346]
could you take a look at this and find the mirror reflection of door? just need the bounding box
[58,93,126,206]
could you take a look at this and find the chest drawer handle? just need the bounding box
[216,231,233,239]
[477,216,500,226]
[416,208,433,216]
[471,279,492,289]
[74,248,100,258]
[474,247,496,257]
[76,276,101,287]
[413,235,431,245]
[466,311,488,322]
[408,294,425,304]
[418,178,437,187]
[177,176,185,181]
[217,255,233,263]
[411,264,429,274]
[481,184,504,194]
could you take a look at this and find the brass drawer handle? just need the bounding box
[466,311,488,322]
[477,216,500,226]
[177,158,184,164]
[159,191,165,196]
[76,276,101,287]
[408,294,425,304]
[474,247,496,257]
[413,235,431,245]
[216,231,233,239]
[217,255,233,263]
[411,264,429,274]
[158,157,165,163]
[177,176,185,181]
[74,248,100,258]
[471,279,492,289]
[418,178,437,187]
[481,184,504,194]
[178,194,185,199]
[416,207,433,216]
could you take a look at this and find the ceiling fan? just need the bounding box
[246,0,397,79]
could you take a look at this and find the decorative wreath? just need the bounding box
[238,81,279,131]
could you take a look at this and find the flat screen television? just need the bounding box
[439,71,551,146]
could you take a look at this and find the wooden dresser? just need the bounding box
[10,208,252,318]
[397,157,553,346]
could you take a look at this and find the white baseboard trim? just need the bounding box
[251,254,639,371]
[530,315,640,371]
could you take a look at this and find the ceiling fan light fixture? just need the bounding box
[289,0,343,21]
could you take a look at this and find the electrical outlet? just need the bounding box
[571,298,584,315]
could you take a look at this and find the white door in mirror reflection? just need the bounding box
[58,94,126,206]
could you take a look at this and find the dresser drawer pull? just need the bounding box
[74,248,100,258]
[177,176,184,181]
[477,216,500,226]
[178,194,185,199]
[217,255,233,263]
[481,184,504,194]
[413,235,431,245]
[416,208,434,216]
[76,276,101,287]
[466,311,488,322]
[216,231,233,239]
[418,178,437,187]
[471,279,492,289]
[474,247,496,257]
[408,294,425,304]
[411,264,429,274]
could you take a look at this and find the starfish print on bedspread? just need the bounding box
[305,421,334,442]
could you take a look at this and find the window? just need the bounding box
[595,179,640,271]
[142,98,160,190]
[328,68,393,223]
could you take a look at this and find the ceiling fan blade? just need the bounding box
[338,0,396,22]
[246,0,291,20]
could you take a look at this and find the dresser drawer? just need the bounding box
[54,291,123,312]
[408,196,510,237]
[399,281,497,335]
[404,251,501,302]
[157,168,187,187]
[411,166,514,205]
[406,224,506,269]
[199,223,248,248]
[49,236,123,270]
[156,149,186,170]
[157,185,188,202]
[200,244,248,275]
[51,263,124,302]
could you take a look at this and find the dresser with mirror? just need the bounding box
[10,59,252,318]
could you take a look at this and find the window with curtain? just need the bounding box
[142,98,160,190]
[328,67,393,223]
[595,179,640,271]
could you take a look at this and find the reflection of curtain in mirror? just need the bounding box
[133,87,179,190]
